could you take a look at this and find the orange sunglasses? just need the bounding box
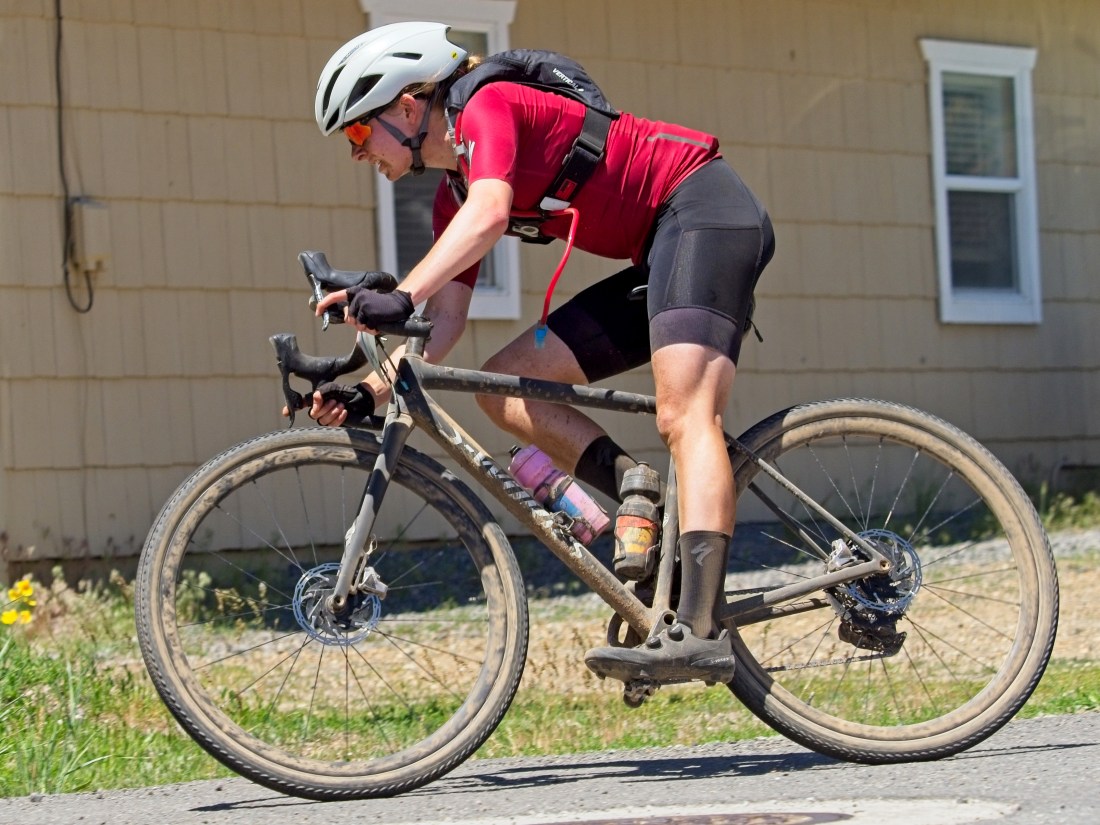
[343,120,373,146]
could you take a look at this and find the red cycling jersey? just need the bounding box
[433,82,720,288]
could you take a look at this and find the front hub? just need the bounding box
[292,562,382,646]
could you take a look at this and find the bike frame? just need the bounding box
[327,333,893,642]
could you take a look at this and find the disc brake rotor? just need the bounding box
[829,528,923,620]
[292,562,382,646]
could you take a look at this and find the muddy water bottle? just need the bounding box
[508,445,610,545]
[613,463,661,580]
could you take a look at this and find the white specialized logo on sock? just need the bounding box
[689,541,714,565]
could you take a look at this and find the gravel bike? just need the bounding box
[135,250,1059,801]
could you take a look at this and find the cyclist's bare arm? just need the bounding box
[303,178,510,426]
[316,179,512,319]
[401,178,512,305]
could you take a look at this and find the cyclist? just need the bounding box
[311,21,774,685]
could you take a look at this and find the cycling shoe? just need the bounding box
[584,623,735,684]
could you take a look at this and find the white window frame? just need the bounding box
[920,39,1041,325]
[360,0,521,319]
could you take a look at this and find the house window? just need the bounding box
[361,0,520,319]
[920,39,1040,324]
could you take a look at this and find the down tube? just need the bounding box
[400,378,653,639]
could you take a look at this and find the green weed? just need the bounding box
[0,571,229,797]
[1036,486,1100,532]
[1018,660,1100,716]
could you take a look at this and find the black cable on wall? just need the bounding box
[56,0,93,313]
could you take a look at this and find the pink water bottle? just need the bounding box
[508,445,610,545]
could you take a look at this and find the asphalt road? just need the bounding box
[2,712,1096,825]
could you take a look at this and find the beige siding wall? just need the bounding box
[508,0,1100,470]
[0,0,374,569]
[1,0,1098,573]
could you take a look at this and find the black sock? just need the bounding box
[676,530,731,639]
[574,435,637,502]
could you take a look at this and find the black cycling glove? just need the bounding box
[346,287,414,329]
[314,381,376,426]
[357,271,399,291]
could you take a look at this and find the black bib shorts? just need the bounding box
[546,158,774,382]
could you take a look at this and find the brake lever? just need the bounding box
[273,336,308,426]
[306,273,346,331]
[270,333,370,427]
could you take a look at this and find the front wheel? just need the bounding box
[135,427,528,799]
[724,398,1058,763]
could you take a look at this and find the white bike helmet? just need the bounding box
[315,21,467,136]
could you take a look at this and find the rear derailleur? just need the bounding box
[826,530,922,656]
[837,616,906,655]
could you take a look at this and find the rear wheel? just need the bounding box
[135,427,528,799]
[724,398,1058,762]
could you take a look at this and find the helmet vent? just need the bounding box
[321,66,344,114]
[347,74,381,109]
[391,52,423,60]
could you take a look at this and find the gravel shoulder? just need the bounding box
[520,527,1098,693]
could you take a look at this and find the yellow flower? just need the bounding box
[18,610,32,624]
[6,580,34,606]
[1,610,16,625]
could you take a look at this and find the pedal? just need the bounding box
[839,618,907,655]
[622,678,659,708]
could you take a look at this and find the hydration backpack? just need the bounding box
[443,49,620,242]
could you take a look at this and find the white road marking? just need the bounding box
[384,799,1016,825]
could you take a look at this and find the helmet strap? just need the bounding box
[372,88,444,177]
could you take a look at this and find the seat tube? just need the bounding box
[652,459,679,614]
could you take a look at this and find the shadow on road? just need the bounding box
[189,748,835,813]
[187,737,1095,813]
[434,749,836,794]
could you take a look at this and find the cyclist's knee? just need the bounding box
[476,390,506,424]
[655,404,721,448]
[476,351,516,425]
[654,404,675,444]
[479,349,510,374]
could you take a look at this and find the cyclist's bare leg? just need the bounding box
[584,341,738,684]
[651,343,736,535]
[652,342,736,640]
[476,325,615,474]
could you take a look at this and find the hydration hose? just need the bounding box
[519,206,580,349]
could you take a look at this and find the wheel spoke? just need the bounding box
[726,400,1056,760]
[138,429,526,798]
